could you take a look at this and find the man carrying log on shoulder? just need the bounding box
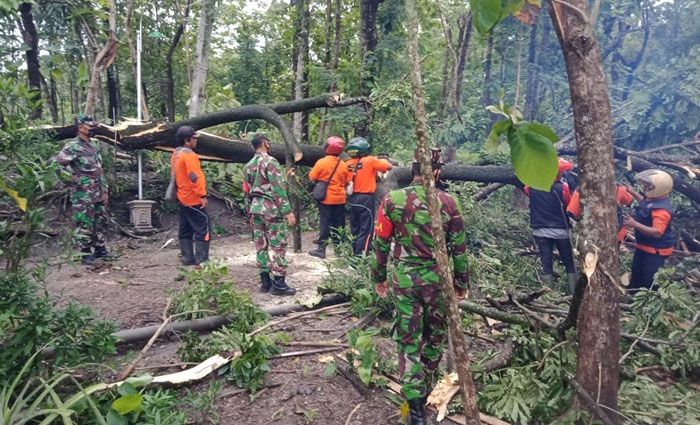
[243,133,297,296]
[371,148,469,425]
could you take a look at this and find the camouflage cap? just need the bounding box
[251,133,269,146]
[75,114,98,126]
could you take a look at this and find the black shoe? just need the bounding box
[408,398,427,425]
[94,246,113,260]
[270,275,296,296]
[179,238,196,266]
[194,240,210,265]
[81,253,97,266]
[260,272,273,293]
[308,245,326,259]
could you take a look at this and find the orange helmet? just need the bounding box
[325,136,345,155]
[558,158,573,173]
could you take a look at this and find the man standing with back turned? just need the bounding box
[371,148,469,425]
[56,114,111,265]
[243,133,297,296]
[172,126,211,266]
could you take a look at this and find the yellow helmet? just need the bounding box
[635,169,673,198]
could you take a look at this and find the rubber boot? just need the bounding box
[408,398,427,425]
[194,240,210,265]
[179,239,196,266]
[94,246,113,260]
[270,275,296,296]
[80,249,96,266]
[541,274,554,286]
[260,272,273,293]
[567,273,578,295]
[308,244,326,259]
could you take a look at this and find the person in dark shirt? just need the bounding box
[524,158,576,293]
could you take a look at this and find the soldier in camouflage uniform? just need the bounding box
[371,148,469,425]
[55,115,111,265]
[243,133,297,296]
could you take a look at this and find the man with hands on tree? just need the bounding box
[371,148,469,425]
[55,114,112,265]
[243,133,297,296]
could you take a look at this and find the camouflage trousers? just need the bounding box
[73,201,107,252]
[251,214,288,277]
[391,266,447,401]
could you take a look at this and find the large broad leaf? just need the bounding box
[507,125,558,191]
[470,0,502,34]
[105,409,127,425]
[515,121,559,143]
[485,119,512,152]
[111,394,143,415]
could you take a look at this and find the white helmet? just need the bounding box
[635,169,673,198]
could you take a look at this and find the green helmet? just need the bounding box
[346,137,370,157]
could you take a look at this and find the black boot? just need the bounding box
[94,246,113,260]
[179,239,196,266]
[270,275,296,296]
[80,249,96,266]
[408,398,427,425]
[194,240,210,265]
[260,272,273,293]
[308,244,326,259]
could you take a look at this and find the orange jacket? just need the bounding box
[172,148,207,206]
[309,155,351,205]
[346,156,392,194]
[635,209,673,256]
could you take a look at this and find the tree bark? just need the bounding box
[166,0,191,122]
[357,0,380,137]
[18,3,42,120]
[106,64,120,124]
[404,0,481,423]
[482,33,494,107]
[188,0,217,117]
[84,0,118,116]
[523,23,539,120]
[548,1,621,422]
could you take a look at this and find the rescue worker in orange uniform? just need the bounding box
[171,126,210,266]
[566,184,635,242]
[622,169,675,291]
[308,136,351,259]
[345,137,393,256]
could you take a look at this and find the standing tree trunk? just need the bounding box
[18,3,42,120]
[523,22,539,121]
[404,0,481,423]
[357,0,380,137]
[84,0,118,116]
[290,0,310,252]
[482,33,494,107]
[188,0,217,117]
[106,64,120,124]
[166,0,191,122]
[548,1,621,422]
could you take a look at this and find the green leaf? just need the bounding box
[50,68,63,80]
[323,362,337,377]
[507,125,558,191]
[358,366,372,385]
[514,121,559,143]
[470,0,503,34]
[105,409,127,425]
[111,394,143,415]
[486,119,512,152]
[116,382,136,396]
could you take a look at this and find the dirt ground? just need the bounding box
[37,199,405,424]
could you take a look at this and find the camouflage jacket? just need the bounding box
[55,136,108,204]
[371,183,469,290]
[243,152,291,220]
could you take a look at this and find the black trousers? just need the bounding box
[348,193,376,255]
[629,249,667,291]
[533,236,576,275]
[178,204,210,241]
[318,203,345,245]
